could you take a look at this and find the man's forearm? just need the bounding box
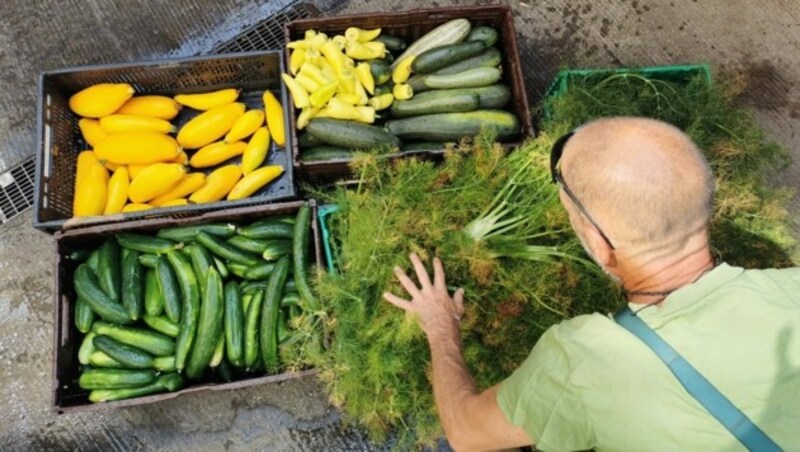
[427,319,479,442]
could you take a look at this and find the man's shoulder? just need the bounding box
[539,312,635,360]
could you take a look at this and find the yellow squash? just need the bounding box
[262,91,285,146]
[150,172,206,206]
[228,165,283,201]
[128,164,147,179]
[189,141,246,168]
[116,95,182,120]
[95,131,181,164]
[189,165,242,204]
[177,102,245,149]
[227,165,284,200]
[122,203,153,213]
[103,166,130,215]
[69,83,134,118]
[160,198,189,207]
[73,151,109,217]
[171,151,189,165]
[128,163,186,203]
[104,161,120,172]
[78,119,109,147]
[241,127,270,175]
[225,110,264,143]
[174,88,240,111]
[100,114,176,134]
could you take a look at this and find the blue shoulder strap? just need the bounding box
[614,307,781,451]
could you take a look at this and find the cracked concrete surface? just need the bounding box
[1,0,799,450]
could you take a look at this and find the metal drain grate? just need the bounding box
[0,158,35,224]
[212,2,319,54]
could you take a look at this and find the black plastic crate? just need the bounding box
[34,50,296,232]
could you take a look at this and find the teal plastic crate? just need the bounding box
[543,63,713,120]
[317,204,340,273]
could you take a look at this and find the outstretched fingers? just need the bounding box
[410,253,433,290]
[394,266,423,299]
[383,292,415,312]
[454,288,465,317]
[433,257,446,291]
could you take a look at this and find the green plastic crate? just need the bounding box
[317,204,340,273]
[543,63,713,120]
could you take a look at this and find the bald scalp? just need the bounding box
[560,117,714,250]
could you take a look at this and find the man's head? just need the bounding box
[552,117,714,267]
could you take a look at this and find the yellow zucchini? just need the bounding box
[241,127,270,175]
[225,110,265,143]
[189,141,246,168]
[103,166,129,215]
[189,165,242,204]
[78,119,109,147]
[128,163,187,203]
[150,173,207,206]
[227,166,284,200]
[100,114,175,134]
[177,102,246,149]
[95,132,180,164]
[116,95,182,120]
[122,203,153,213]
[69,83,134,118]
[262,91,285,147]
[174,88,240,111]
[73,151,109,217]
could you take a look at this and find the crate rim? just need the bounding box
[39,49,285,79]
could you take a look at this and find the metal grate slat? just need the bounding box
[0,158,36,224]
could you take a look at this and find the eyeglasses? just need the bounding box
[550,131,616,249]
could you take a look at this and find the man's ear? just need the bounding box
[583,225,617,271]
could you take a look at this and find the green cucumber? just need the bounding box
[292,205,317,310]
[116,233,176,254]
[92,321,175,356]
[241,293,254,314]
[412,41,486,74]
[401,142,447,153]
[226,263,249,279]
[74,265,132,325]
[74,296,95,334]
[432,47,502,75]
[144,269,164,317]
[88,373,183,403]
[242,281,268,294]
[368,59,392,84]
[374,35,406,52]
[185,267,224,379]
[196,231,259,266]
[227,236,274,254]
[306,118,400,150]
[209,336,224,368]
[466,26,499,47]
[302,146,354,161]
[97,238,121,302]
[262,241,292,261]
[86,249,101,276]
[243,290,264,368]
[79,368,156,390]
[156,223,237,243]
[261,256,290,374]
[278,309,289,344]
[138,253,159,268]
[212,256,229,279]
[415,67,502,93]
[78,331,97,365]
[298,131,326,149]
[391,91,479,118]
[121,248,143,321]
[188,244,214,290]
[243,262,276,281]
[155,255,181,323]
[385,110,520,141]
[153,356,176,373]
[93,334,154,369]
[216,358,233,382]
[168,250,201,373]
[224,281,245,367]
[392,18,471,70]
[280,292,301,308]
[142,315,180,338]
[403,84,511,109]
[238,222,294,240]
[88,351,125,368]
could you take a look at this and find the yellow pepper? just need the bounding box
[345,27,381,43]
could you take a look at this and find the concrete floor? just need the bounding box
[1,0,799,450]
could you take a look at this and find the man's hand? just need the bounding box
[383,253,465,338]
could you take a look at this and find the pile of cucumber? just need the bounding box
[299,19,521,161]
[69,205,316,403]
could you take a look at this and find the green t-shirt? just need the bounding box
[497,263,800,451]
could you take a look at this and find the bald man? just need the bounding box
[384,117,800,451]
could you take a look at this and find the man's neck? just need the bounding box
[615,234,716,305]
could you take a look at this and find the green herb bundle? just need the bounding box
[292,70,796,448]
